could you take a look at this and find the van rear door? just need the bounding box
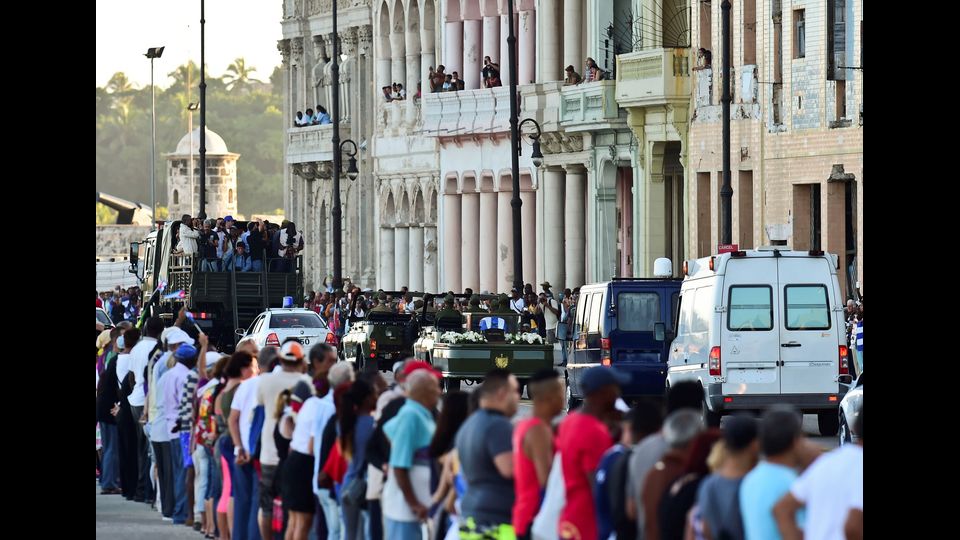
[778,257,840,395]
[609,286,667,396]
[721,257,780,395]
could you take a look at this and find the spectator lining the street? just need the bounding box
[694,415,759,540]
[338,378,378,540]
[656,428,722,540]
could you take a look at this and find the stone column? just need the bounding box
[564,167,586,288]
[291,38,304,113]
[479,190,498,293]
[377,31,392,91]
[405,22,421,123]
[390,31,406,91]
[491,14,517,84]
[394,226,410,288]
[518,11,536,84]
[563,0,582,75]
[424,226,438,292]
[444,21,464,75]
[482,16,500,68]
[543,168,566,290]
[442,191,462,292]
[463,19,482,89]
[379,227,396,290]
[460,190,480,291]
[421,22,436,95]
[540,0,562,81]
[520,185,536,286]
[408,226,424,291]
[497,187,514,292]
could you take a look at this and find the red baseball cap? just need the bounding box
[401,360,442,379]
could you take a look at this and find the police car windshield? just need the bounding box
[270,313,324,328]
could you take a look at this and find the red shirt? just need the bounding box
[512,417,548,535]
[96,297,103,308]
[556,412,613,540]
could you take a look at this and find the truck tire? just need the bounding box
[704,401,722,428]
[356,348,365,372]
[818,411,840,436]
[443,378,460,392]
[565,378,582,411]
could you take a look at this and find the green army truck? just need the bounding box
[129,221,303,352]
[340,291,433,372]
[414,307,554,393]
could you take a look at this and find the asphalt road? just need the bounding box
[95,485,201,540]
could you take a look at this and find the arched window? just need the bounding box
[228,189,234,203]
[172,190,179,205]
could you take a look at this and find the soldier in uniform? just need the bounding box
[370,292,393,313]
[464,294,485,314]
[435,293,464,329]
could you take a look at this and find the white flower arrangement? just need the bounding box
[438,330,488,344]
[504,332,545,345]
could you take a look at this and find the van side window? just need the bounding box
[784,285,831,330]
[576,293,591,333]
[727,286,774,331]
[587,293,604,333]
[678,291,695,335]
[617,292,660,331]
[692,288,713,333]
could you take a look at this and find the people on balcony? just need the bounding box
[315,106,332,125]
[294,111,306,127]
[450,71,465,91]
[442,74,454,91]
[564,65,583,86]
[429,65,446,93]
[382,86,394,102]
[482,57,502,88]
[693,47,713,71]
[584,57,604,82]
[304,108,316,125]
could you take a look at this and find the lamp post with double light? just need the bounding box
[144,46,164,224]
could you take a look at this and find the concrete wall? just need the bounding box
[96,225,152,258]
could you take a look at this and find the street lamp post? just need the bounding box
[720,0,733,245]
[199,0,208,219]
[187,102,199,217]
[145,46,164,225]
[330,0,343,291]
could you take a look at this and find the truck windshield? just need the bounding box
[270,313,325,329]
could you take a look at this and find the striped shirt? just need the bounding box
[855,321,863,352]
[178,370,199,433]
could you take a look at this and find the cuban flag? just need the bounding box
[164,290,186,300]
[479,316,507,331]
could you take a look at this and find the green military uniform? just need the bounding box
[464,294,485,314]
[370,292,393,313]
[435,294,464,326]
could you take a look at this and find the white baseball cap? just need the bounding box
[205,351,224,369]
[166,328,195,346]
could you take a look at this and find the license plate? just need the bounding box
[297,338,311,345]
[727,368,775,384]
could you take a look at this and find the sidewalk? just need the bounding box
[95,484,200,540]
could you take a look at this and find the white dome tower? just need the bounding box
[165,127,240,219]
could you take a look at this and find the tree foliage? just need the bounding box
[96,60,283,217]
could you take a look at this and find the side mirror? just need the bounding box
[235,328,246,337]
[654,322,666,342]
[129,242,140,274]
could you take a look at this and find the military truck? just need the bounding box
[414,305,554,393]
[129,221,303,351]
[340,291,434,372]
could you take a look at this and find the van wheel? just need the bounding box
[356,348,365,371]
[704,402,722,428]
[818,411,840,436]
[566,378,582,411]
[838,414,851,446]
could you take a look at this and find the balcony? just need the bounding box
[559,80,624,131]
[286,124,351,165]
[615,48,692,109]
[421,85,554,139]
[375,99,423,137]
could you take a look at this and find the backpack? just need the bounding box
[607,448,637,539]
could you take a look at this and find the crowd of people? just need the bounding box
[97,327,863,540]
[382,83,417,101]
[294,107,333,127]
[99,286,143,325]
[844,298,863,375]
[171,214,304,273]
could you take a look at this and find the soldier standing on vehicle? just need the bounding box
[371,292,393,313]
[435,294,464,328]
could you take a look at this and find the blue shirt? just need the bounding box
[317,112,331,124]
[383,399,435,469]
[341,415,375,493]
[739,461,804,540]
[594,444,626,540]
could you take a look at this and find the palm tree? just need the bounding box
[105,72,137,126]
[222,58,260,92]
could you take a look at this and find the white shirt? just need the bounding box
[510,297,526,314]
[115,353,132,387]
[290,396,321,455]
[311,391,337,495]
[178,226,200,255]
[543,298,560,330]
[790,444,864,540]
[231,376,262,453]
[126,337,157,407]
[398,89,406,98]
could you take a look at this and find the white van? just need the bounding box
[667,248,851,435]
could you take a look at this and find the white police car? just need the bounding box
[236,305,334,356]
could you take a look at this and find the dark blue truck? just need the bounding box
[564,277,682,408]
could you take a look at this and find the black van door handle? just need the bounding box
[781,343,802,348]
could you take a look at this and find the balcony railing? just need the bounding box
[421,85,560,138]
[559,80,623,130]
[376,99,423,135]
[287,124,334,165]
[615,48,692,109]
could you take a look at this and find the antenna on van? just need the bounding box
[653,258,673,278]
